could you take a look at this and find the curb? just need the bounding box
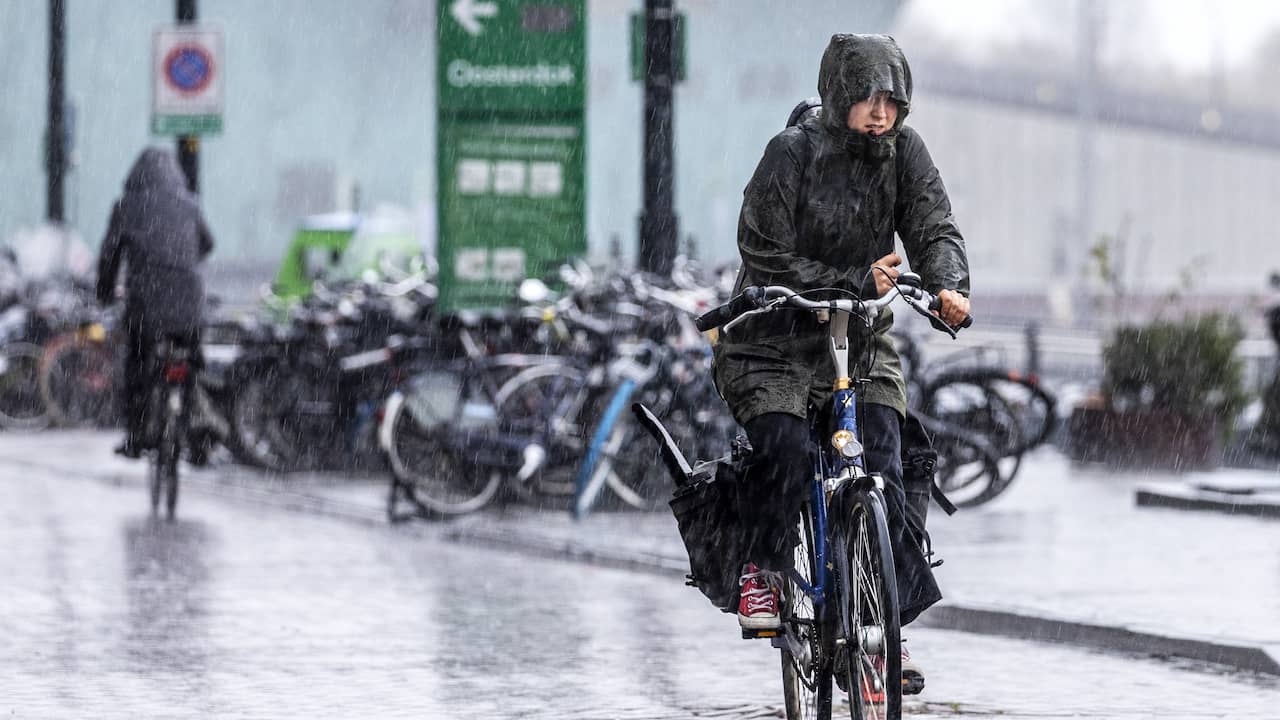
[51,457,1280,679]
[1135,486,1280,520]
[438,525,1280,678]
[916,606,1280,677]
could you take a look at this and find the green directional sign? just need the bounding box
[437,0,587,312]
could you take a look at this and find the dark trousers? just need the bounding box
[123,324,200,444]
[740,405,942,626]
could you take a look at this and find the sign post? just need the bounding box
[436,0,587,312]
[152,24,224,136]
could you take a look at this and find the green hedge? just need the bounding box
[1102,313,1246,425]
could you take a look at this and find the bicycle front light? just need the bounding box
[830,429,863,459]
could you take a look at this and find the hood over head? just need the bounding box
[817,34,912,160]
[124,147,190,194]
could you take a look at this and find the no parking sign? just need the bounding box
[152,25,224,135]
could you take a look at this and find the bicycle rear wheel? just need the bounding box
[150,388,183,521]
[834,489,901,720]
[384,372,502,516]
[781,504,833,720]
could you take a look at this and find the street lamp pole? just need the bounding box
[46,0,67,223]
[638,0,677,276]
[176,0,199,194]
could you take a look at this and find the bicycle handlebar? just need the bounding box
[694,286,766,332]
[695,279,973,337]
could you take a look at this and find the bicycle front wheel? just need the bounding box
[834,489,902,720]
[0,342,51,430]
[781,504,833,720]
[39,333,117,427]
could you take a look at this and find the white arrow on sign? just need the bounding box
[451,0,498,36]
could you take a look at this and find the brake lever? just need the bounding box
[721,295,784,336]
[903,295,958,339]
[721,306,769,336]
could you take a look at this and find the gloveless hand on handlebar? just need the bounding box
[870,252,970,327]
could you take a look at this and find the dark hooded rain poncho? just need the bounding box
[714,35,970,625]
[96,147,214,336]
[714,34,969,423]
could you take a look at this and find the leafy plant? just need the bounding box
[1102,313,1246,424]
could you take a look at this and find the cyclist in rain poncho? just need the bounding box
[715,34,971,690]
[97,147,214,458]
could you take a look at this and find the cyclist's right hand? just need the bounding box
[936,289,970,327]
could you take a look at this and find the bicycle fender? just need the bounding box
[378,391,405,453]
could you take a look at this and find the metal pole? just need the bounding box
[176,0,199,194]
[1024,321,1041,377]
[46,0,66,223]
[1076,0,1097,254]
[638,0,677,276]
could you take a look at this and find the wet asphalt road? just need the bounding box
[2,457,1278,719]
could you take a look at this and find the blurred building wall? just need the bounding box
[0,0,898,268]
[4,0,1274,310]
[906,92,1280,300]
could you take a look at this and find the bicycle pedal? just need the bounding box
[902,673,925,695]
[741,627,781,640]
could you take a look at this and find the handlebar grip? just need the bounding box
[695,287,763,332]
[926,294,974,330]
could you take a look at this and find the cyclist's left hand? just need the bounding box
[936,290,970,326]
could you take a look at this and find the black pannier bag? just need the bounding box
[668,438,752,613]
[901,410,955,568]
[633,403,747,613]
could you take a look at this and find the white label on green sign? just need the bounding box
[455,249,489,281]
[529,162,563,197]
[493,161,526,195]
[457,159,491,194]
[446,60,575,88]
[492,248,527,281]
[452,247,527,282]
[455,158,565,199]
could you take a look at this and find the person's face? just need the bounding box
[846,91,898,136]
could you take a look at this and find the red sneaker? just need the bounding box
[859,646,925,704]
[737,563,781,630]
[901,644,925,695]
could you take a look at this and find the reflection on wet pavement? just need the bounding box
[0,459,1277,718]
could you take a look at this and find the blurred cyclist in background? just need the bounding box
[96,147,214,458]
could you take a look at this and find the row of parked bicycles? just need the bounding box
[0,252,1057,519]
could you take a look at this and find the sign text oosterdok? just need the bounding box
[447,60,575,89]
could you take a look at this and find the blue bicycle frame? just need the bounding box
[786,383,863,609]
[572,377,638,518]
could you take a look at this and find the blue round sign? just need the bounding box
[164,44,214,95]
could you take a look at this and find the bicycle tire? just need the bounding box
[0,342,51,430]
[230,372,302,471]
[163,400,181,521]
[834,488,902,720]
[928,420,1011,508]
[918,385,1024,507]
[383,373,502,516]
[782,504,834,720]
[921,370,1055,456]
[39,332,118,428]
[151,386,183,520]
[494,363,590,507]
[581,373,736,513]
[148,387,166,516]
